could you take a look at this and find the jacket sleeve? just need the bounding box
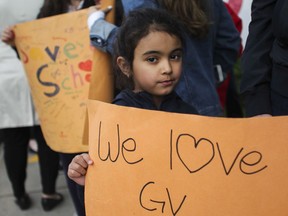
[240,0,276,117]
[121,0,158,16]
[90,18,117,54]
[89,0,158,54]
[213,0,241,76]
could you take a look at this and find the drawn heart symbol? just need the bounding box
[79,59,92,71]
[176,135,215,173]
[85,74,91,82]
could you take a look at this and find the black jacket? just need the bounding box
[240,0,288,116]
[113,89,198,115]
[273,0,288,46]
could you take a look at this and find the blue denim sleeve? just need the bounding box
[89,0,158,54]
[213,0,241,73]
[121,0,158,16]
[90,18,117,53]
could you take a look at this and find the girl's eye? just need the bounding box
[170,53,182,60]
[146,57,158,63]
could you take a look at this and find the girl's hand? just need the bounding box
[87,5,112,29]
[1,26,16,46]
[88,5,101,17]
[67,153,94,186]
[88,5,113,17]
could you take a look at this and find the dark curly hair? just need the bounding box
[113,8,184,90]
[157,0,210,38]
[37,0,96,18]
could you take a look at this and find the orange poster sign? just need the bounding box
[13,2,114,153]
[86,100,288,216]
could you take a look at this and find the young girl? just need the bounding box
[88,0,240,117]
[68,7,198,186]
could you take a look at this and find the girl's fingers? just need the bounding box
[81,153,94,165]
[68,162,87,177]
[102,5,113,14]
[88,5,112,15]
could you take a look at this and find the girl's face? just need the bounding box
[131,31,182,99]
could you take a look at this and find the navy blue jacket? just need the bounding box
[113,90,198,115]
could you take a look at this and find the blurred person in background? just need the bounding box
[0,0,63,211]
[241,0,288,117]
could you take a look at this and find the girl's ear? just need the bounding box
[117,56,131,78]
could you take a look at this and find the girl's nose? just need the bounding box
[161,60,172,75]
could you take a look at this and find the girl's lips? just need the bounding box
[159,80,174,86]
